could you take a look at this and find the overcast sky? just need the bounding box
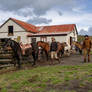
[0,0,92,35]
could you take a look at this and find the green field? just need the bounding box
[0,64,92,92]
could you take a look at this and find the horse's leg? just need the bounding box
[16,57,21,69]
[13,58,17,67]
[12,55,16,67]
[45,50,48,61]
[80,50,82,55]
[79,49,82,55]
[15,53,21,69]
[61,48,64,57]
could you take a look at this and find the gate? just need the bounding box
[0,38,14,66]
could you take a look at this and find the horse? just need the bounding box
[57,42,66,57]
[72,41,82,55]
[3,38,22,68]
[37,41,50,61]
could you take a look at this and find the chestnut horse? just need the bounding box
[37,41,66,60]
[37,41,50,60]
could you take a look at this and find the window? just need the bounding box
[8,26,13,36]
[40,36,47,42]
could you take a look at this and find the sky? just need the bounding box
[0,0,92,35]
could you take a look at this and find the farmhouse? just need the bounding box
[0,18,78,49]
[0,18,38,44]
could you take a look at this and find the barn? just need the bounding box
[0,18,78,50]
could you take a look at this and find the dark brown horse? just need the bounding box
[4,38,22,68]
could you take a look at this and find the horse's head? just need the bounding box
[37,41,46,48]
[37,41,42,47]
[3,38,12,50]
[37,41,50,52]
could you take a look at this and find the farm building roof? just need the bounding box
[27,24,77,36]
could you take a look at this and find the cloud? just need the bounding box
[79,27,92,36]
[0,0,80,25]
[0,10,30,24]
[0,0,78,15]
[27,17,52,25]
[0,0,91,30]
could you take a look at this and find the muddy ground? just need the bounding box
[35,52,92,66]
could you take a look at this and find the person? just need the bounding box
[31,41,38,66]
[50,37,60,64]
[82,35,92,62]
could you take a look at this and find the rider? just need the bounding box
[82,35,92,62]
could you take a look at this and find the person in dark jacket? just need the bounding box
[50,37,60,64]
[31,41,38,66]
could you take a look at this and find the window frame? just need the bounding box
[8,25,14,36]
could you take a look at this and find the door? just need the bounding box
[70,37,72,45]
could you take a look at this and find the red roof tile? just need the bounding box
[36,24,76,34]
[10,18,38,33]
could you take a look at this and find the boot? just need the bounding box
[88,58,90,62]
[88,55,90,62]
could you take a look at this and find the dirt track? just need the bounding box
[36,53,92,66]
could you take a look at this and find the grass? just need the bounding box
[0,64,92,92]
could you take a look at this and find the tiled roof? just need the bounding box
[10,18,38,33]
[36,24,76,34]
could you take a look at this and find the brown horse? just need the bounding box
[72,41,82,54]
[37,41,50,60]
[37,41,66,60]
[57,42,67,57]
